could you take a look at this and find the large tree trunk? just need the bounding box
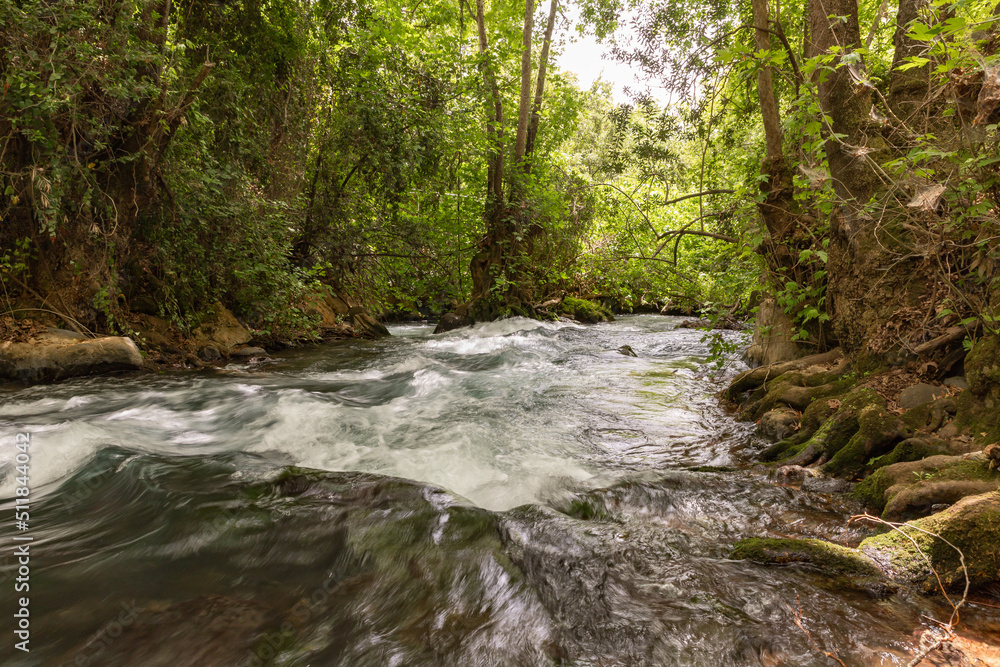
[750,0,804,360]
[513,0,534,165]
[751,0,801,274]
[469,0,556,320]
[474,0,504,204]
[807,0,880,219]
[888,0,938,127]
[808,0,933,357]
[524,0,558,163]
[752,0,783,161]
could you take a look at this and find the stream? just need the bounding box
[0,315,986,665]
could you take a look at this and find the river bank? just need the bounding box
[723,342,1000,665]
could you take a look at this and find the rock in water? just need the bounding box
[433,312,470,334]
[757,406,799,441]
[617,345,638,357]
[193,302,252,354]
[198,344,222,362]
[348,306,390,338]
[230,346,268,359]
[860,490,1000,592]
[0,333,144,383]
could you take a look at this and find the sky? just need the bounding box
[553,9,669,105]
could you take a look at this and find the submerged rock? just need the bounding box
[433,312,471,334]
[61,595,274,667]
[0,332,143,383]
[730,537,883,578]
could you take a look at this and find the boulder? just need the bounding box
[230,346,268,359]
[943,376,969,390]
[301,287,351,327]
[348,307,390,338]
[193,303,251,354]
[433,312,471,334]
[757,405,800,441]
[198,345,222,362]
[0,333,143,383]
[860,490,1000,592]
[899,383,950,409]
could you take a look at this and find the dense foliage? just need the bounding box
[1,0,997,355]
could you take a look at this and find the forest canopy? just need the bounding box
[0,0,997,358]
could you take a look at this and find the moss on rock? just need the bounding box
[866,437,951,473]
[860,490,1000,591]
[953,387,1000,451]
[760,437,799,462]
[823,401,906,479]
[559,297,614,324]
[852,454,1000,520]
[853,468,894,512]
[730,537,883,578]
[966,334,1000,396]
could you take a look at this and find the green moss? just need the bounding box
[823,402,902,479]
[931,459,996,483]
[730,537,883,577]
[966,334,1000,395]
[559,297,614,324]
[860,492,1000,591]
[867,438,949,473]
[760,438,798,462]
[824,435,869,479]
[791,397,842,445]
[953,387,1000,450]
[852,468,893,512]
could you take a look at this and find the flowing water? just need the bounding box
[0,316,994,665]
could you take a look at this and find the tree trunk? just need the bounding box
[807,0,881,226]
[752,0,783,160]
[751,0,800,273]
[888,0,931,124]
[513,0,534,165]
[474,0,504,203]
[524,0,558,164]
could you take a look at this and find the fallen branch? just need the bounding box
[911,323,976,356]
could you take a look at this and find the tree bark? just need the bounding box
[474,0,504,203]
[752,0,783,160]
[888,0,931,123]
[808,0,879,217]
[524,0,558,164]
[513,0,535,165]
